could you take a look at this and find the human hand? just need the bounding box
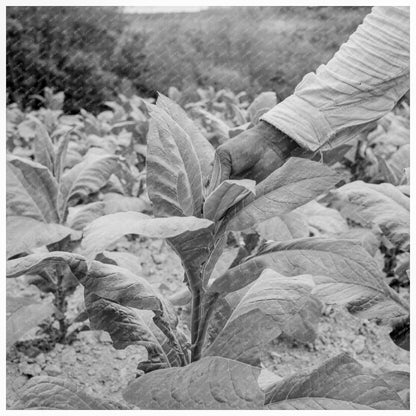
[214,121,302,183]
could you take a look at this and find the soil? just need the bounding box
[6,236,410,409]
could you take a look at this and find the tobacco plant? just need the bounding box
[8,95,410,410]
[6,117,145,344]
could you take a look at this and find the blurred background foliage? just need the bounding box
[7,6,370,114]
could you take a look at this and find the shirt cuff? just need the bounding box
[260,94,334,152]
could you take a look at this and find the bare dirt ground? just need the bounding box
[6,237,410,408]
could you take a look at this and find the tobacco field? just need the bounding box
[6,86,410,409]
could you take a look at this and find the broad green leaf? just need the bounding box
[81,211,213,260]
[266,398,372,410]
[201,226,227,285]
[84,261,171,318]
[330,181,409,250]
[210,246,240,282]
[84,293,171,367]
[123,356,264,409]
[379,371,409,406]
[7,297,55,350]
[255,211,308,242]
[59,148,119,213]
[7,216,74,259]
[7,155,59,223]
[6,251,87,281]
[31,119,55,172]
[54,131,70,183]
[247,91,277,124]
[6,252,185,365]
[204,270,318,365]
[294,200,349,237]
[156,93,215,183]
[225,158,340,231]
[337,227,380,256]
[96,251,143,275]
[67,196,148,230]
[203,179,255,221]
[265,353,406,410]
[208,238,408,325]
[16,376,127,409]
[146,105,203,217]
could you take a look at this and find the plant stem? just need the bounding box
[54,264,68,343]
[190,288,202,361]
[192,292,219,361]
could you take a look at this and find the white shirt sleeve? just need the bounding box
[260,6,409,152]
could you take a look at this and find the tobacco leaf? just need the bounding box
[123,356,264,409]
[203,179,255,221]
[204,270,318,366]
[6,216,74,259]
[265,353,407,410]
[84,293,173,367]
[7,155,60,223]
[208,238,409,326]
[255,211,308,242]
[81,211,213,260]
[146,104,203,217]
[67,196,149,230]
[59,148,119,213]
[15,376,128,409]
[156,93,215,184]
[293,200,349,237]
[96,251,143,275]
[225,158,340,231]
[330,181,409,250]
[31,119,55,172]
[7,297,55,350]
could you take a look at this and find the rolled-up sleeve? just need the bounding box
[261,6,409,152]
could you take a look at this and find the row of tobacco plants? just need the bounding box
[7,87,410,409]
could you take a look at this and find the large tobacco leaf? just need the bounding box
[204,269,319,365]
[255,211,308,242]
[264,353,407,410]
[224,158,340,231]
[6,251,87,280]
[146,104,203,217]
[7,155,60,223]
[208,238,408,326]
[59,148,119,213]
[123,356,264,409]
[15,376,128,409]
[6,296,55,350]
[81,211,213,260]
[67,196,149,230]
[96,251,143,275]
[293,200,349,237]
[84,293,176,368]
[31,119,55,172]
[7,252,185,364]
[156,93,215,183]
[330,181,409,250]
[6,216,74,259]
[6,251,175,324]
[203,179,255,221]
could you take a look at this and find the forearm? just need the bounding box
[261,6,409,152]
